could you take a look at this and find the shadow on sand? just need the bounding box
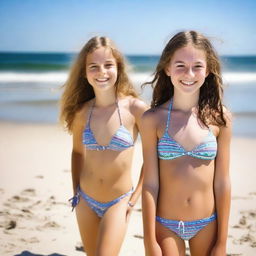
[14,251,67,256]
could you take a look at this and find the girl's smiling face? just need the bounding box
[85,47,118,92]
[165,44,208,95]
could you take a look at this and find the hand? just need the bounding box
[145,241,162,256]
[125,201,134,221]
[210,243,226,256]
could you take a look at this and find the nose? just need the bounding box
[185,67,195,77]
[98,65,107,75]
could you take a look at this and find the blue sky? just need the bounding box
[0,0,256,55]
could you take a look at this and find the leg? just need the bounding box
[76,196,101,256]
[156,220,186,256]
[96,196,131,256]
[189,219,217,256]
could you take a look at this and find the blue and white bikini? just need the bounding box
[156,213,217,240]
[157,99,217,161]
[70,186,133,218]
[70,100,134,217]
[83,100,134,151]
[156,99,217,240]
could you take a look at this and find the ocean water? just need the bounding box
[0,52,256,137]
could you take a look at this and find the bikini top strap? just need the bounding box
[87,100,95,127]
[165,98,173,132]
[116,100,123,126]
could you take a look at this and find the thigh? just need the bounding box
[96,196,131,256]
[156,220,186,256]
[75,196,101,256]
[189,219,217,256]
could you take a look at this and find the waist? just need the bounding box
[80,170,133,200]
[78,185,134,203]
[83,150,134,170]
[79,181,134,202]
[157,189,215,221]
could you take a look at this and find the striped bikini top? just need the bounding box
[157,99,217,160]
[83,100,134,151]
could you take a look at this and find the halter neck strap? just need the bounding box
[165,98,173,133]
[87,99,122,127]
[116,100,123,126]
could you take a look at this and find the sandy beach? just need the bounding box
[0,121,256,256]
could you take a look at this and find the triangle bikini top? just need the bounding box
[83,100,134,151]
[157,99,217,160]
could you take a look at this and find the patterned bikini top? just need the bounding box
[83,100,134,151]
[157,99,217,160]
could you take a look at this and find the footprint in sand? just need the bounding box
[36,221,62,231]
[20,237,39,243]
[134,234,143,239]
[5,220,16,230]
[35,175,44,179]
[232,209,256,248]
[240,210,256,231]
[21,188,36,197]
[75,241,84,252]
[233,233,256,248]
[8,195,30,203]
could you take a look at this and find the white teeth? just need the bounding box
[181,81,195,85]
[96,78,108,82]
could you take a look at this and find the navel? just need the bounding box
[185,197,191,206]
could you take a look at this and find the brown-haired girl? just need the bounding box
[141,31,232,256]
[60,36,147,256]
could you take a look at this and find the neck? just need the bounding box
[94,89,117,107]
[172,92,199,112]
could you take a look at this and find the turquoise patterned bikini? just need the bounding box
[157,99,217,160]
[83,100,134,151]
[156,99,217,240]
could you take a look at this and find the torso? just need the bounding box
[154,100,219,220]
[73,96,141,201]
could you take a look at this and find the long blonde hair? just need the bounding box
[60,36,137,132]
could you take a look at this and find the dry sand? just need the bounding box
[0,122,255,255]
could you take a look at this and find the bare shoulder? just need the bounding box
[71,100,93,133]
[129,97,149,114]
[141,107,161,128]
[120,96,148,116]
[218,105,232,137]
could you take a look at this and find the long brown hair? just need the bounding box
[144,31,226,127]
[60,36,137,132]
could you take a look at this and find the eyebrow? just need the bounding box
[174,60,205,64]
[88,60,115,65]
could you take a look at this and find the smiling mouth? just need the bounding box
[180,80,196,86]
[96,78,109,82]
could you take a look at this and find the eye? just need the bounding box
[176,64,185,68]
[105,63,115,68]
[89,65,98,69]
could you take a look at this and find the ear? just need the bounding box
[205,68,210,77]
[165,67,171,77]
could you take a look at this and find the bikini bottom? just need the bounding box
[69,186,133,218]
[156,213,217,240]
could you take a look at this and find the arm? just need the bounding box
[127,99,148,208]
[141,110,162,256]
[211,111,232,255]
[70,111,86,195]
